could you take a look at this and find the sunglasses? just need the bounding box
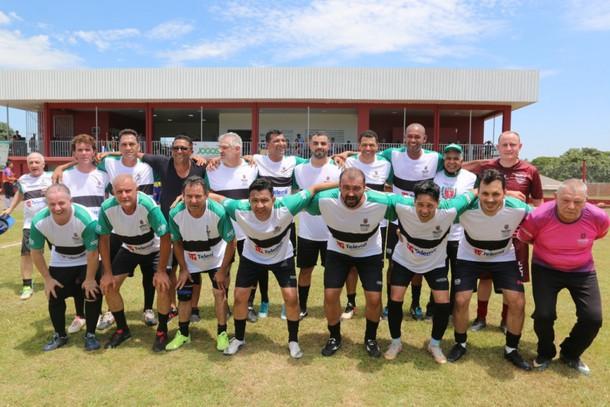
[172,146,190,151]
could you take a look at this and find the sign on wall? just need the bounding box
[193,141,220,158]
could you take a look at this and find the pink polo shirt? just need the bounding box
[518,201,609,272]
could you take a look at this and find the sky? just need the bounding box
[1,0,609,160]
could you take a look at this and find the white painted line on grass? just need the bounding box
[0,241,20,249]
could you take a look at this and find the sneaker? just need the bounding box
[216,331,230,352]
[143,309,157,327]
[425,307,434,321]
[470,318,487,332]
[190,309,201,323]
[341,303,356,320]
[104,329,132,349]
[381,306,389,321]
[289,341,304,359]
[280,304,287,320]
[500,319,507,334]
[410,306,424,321]
[223,337,245,356]
[152,331,169,352]
[321,337,341,357]
[43,333,68,351]
[532,356,552,371]
[365,339,382,358]
[447,343,467,362]
[96,312,115,331]
[165,331,191,351]
[84,332,101,351]
[504,349,532,371]
[259,301,269,318]
[20,285,34,300]
[299,310,308,320]
[560,353,591,376]
[426,341,447,364]
[67,316,86,334]
[247,307,258,323]
[384,340,403,360]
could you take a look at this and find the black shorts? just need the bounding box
[21,228,31,255]
[48,265,101,300]
[236,256,297,289]
[385,223,399,258]
[190,269,220,290]
[324,251,383,292]
[296,237,327,268]
[3,182,15,198]
[230,239,245,263]
[446,240,459,273]
[390,261,449,291]
[112,248,160,277]
[453,260,524,293]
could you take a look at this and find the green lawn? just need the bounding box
[1,207,609,406]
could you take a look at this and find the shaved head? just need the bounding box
[406,123,426,135]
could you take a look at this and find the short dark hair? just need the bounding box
[182,175,208,194]
[173,134,193,147]
[358,130,378,143]
[480,169,506,189]
[413,180,440,202]
[118,129,139,142]
[249,178,274,195]
[265,130,283,143]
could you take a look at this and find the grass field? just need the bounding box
[1,207,609,407]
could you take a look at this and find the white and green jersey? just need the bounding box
[308,189,392,258]
[98,156,155,196]
[294,159,341,241]
[457,197,531,262]
[29,203,98,267]
[433,169,477,241]
[169,200,235,273]
[97,192,169,255]
[62,166,110,219]
[223,190,312,265]
[390,192,475,273]
[205,160,258,241]
[253,154,307,197]
[16,172,53,229]
[380,148,443,197]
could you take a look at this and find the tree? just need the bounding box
[0,122,15,140]
[532,148,610,182]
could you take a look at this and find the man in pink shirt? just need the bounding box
[518,179,609,375]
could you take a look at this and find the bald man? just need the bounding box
[518,179,609,375]
[1,152,53,300]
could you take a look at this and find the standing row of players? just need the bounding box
[3,126,607,374]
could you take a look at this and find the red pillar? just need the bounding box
[433,106,440,151]
[502,106,512,132]
[357,106,370,135]
[251,105,259,154]
[145,104,153,153]
[44,103,52,156]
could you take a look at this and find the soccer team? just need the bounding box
[2,125,607,375]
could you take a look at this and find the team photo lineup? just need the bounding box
[1,124,608,376]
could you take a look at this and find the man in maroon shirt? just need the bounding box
[464,130,543,332]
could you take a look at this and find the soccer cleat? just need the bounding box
[20,286,34,300]
[96,311,115,331]
[365,339,382,358]
[280,304,287,320]
[168,307,179,321]
[341,303,356,320]
[104,329,132,349]
[384,340,403,360]
[216,331,230,352]
[84,333,101,351]
[223,337,245,356]
[152,331,169,352]
[43,333,68,351]
[247,307,258,323]
[410,306,424,321]
[504,349,532,371]
[68,316,86,334]
[470,318,487,332]
[258,301,269,318]
[299,310,308,320]
[532,356,552,371]
[560,353,591,376]
[381,306,389,321]
[447,343,467,362]
[165,331,191,351]
[289,341,304,359]
[426,341,447,364]
[321,337,341,357]
[143,309,158,327]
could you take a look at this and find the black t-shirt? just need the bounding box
[142,154,206,218]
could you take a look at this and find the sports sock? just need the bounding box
[235,318,246,341]
[179,321,190,336]
[365,319,379,341]
[287,319,299,342]
[112,310,128,331]
[298,285,310,312]
[157,313,169,333]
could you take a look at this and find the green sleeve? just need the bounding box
[97,157,107,172]
[96,208,112,235]
[440,191,476,215]
[305,189,340,216]
[147,206,169,237]
[281,190,312,216]
[82,221,99,251]
[168,205,183,242]
[380,147,395,161]
[295,156,307,165]
[222,198,238,221]
[28,219,47,250]
[218,213,236,242]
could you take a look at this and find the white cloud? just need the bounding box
[162,0,506,64]
[148,20,194,40]
[567,0,610,31]
[0,29,82,68]
[72,28,140,51]
[0,11,10,25]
